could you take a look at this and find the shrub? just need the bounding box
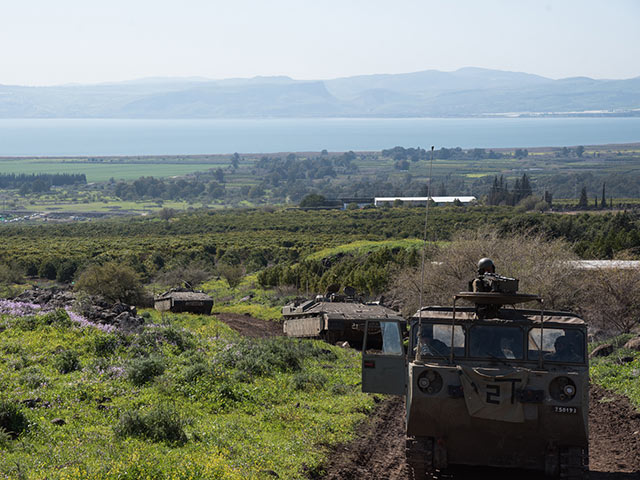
[161,325,196,353]
[217,263,245,289]
[39,309,73,328]
[38,260,57,280]
[19,367,47,389]
[75,261,143,304]
[127,356,165,386]
[292,371,328,391]
[92,334,119,357]
[56,259,79,283]
[217,337,336,378]
[114,404,188,444]
[0,262,23,284]
[181,362,210,384]
[0,399,29,438]
[55,349,81,374]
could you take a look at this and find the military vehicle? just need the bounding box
[361,273,589,478]
[282,286,404,346]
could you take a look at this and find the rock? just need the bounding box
[21,398,42,408]
[623,337,640,351]
[51,418,66,426]
[112,303,128,314]
[590,344,614,358]
[260,470,279,478]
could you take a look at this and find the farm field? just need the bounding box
[0,142,639,218]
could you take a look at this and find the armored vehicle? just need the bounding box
[154,288,213,314]
[361,274,589,478]
[282,287,404,346]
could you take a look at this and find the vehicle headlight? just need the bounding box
[549,376,577,402]
[417,370,443,395]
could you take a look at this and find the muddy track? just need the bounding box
[213,312,283,338]
[320,384,640,479]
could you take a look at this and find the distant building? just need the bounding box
[568,260,640,270]
[154,289,213,314]
[374,196,476,206]
[340,197,375,209]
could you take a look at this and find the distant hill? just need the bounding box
[1,68,639,118]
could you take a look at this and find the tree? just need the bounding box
[231,153,240,170]
[217,263,245,289]
[601,183,606,209]
[158,207,176,221]
[577,186,588,209]
[576,145,585,158]
[75,262,143,304]
[299,194,326,208]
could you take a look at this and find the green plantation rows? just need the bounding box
[1,207,640,287]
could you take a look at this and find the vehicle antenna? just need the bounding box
[417,145,435,362]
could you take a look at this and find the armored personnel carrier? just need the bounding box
[282,286,404,346]
[361,273,589,478]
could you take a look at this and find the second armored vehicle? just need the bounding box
[282,286,404,346]
[361,273,589,478]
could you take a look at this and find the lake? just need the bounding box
[0,117,639,156]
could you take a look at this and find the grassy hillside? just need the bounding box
[0,308,375,479]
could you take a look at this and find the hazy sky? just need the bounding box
[2,0,639,86]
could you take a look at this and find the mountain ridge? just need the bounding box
[0,68,638,118]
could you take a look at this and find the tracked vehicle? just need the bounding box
[282,286,404,346]
[361,274,589,478]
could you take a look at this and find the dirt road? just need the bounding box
[213,312,283,338]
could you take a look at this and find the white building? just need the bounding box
[374,196,477,207]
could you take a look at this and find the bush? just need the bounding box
[217,337,336,378]
[292,371,328,391]
[127,356,165,386]
[56,259,78,283]
[38,260,57,280]
[0,262,23,284]
[19,367,47,389]
[92,334,119,357]
[39,309,73,328]
[0,399,29,438]
[217,263,245,289]
[75,262,143,304]
[54,349,81,374]
[181,362,210,384]
[114,404,188,444]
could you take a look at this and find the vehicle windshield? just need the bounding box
[413,323,465,358]
[469,325,524,360]
[528,327,585,363]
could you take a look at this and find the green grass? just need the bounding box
[590,334,640,410]
[0,158,222,182]
[0,309,376,479]
[305,238,426,261]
